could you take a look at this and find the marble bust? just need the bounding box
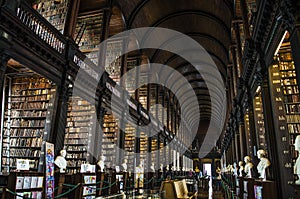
[121,159,128,172]
[295,135,300,184]
[150,163,155,172]
[54,149,67,173]
[257,149,271,180]
[244,156,254,178]
[238,161,244,177]
[97,155,106,172]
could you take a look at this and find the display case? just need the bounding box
[73,173,97,199]
[4,171,44,199]
[1,73,56,172]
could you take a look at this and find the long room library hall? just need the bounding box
[0,0,300,198]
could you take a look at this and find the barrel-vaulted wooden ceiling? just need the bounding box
[80,0,237,155]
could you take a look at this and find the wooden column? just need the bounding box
[258,54,283,196]
[237,105,248,159]
[233,22,244,74]
[239,0,251,40]
[51,72,71,156]
[245,87,257,159]
[63,0,81,38]
[0,52,9,128]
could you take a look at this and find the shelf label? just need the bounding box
[73,55,99,80]
[106,82,121,98]
[152,119,158,127]
[140,110,149,120]
[127,99,137,110]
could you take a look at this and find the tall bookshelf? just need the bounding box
[101,113,118,169]
[244,112,253,157]
[1,74,56,172]
[125,57,139,97]
[105,39,123,84]
[34,0,70,33]
[151,138,158,167]
[124,123,135,171]
[268,34,300,188]
[278,51,300,181]
[64,96,96,174]
[75,11,104,66]
[253,91,267,151]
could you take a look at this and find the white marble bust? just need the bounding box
[150,163,155,172]
[295,135,300,184]
[257,149,271,180]
[97,155,106,172]
[244,156,253,178]
[121,159,128,172]
[159,164,163,172]
[54,149,67,173]
[238,161,244,177]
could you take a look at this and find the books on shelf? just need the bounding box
[34,0,70,33]
[1,75,56,172]
[64,96,95,173]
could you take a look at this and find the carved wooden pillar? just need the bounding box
[237,104,247,159]
[233,22,244,74]
[51,72,71,156]
[240,0,251,40]
[245,87,257,159]
[257,51,285,196]
[0,51,9,127]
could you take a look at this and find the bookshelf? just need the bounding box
[75,11,104,66]
[1,74,56,172]
[64,96,96,174]
[268,32,299,187]
[151,138,158,166]
[5,172,44,199]
[253,91,267,150]
[125,57,139,97]
[101,113,118,169]
[73,173,97,199]
[105,39,123,84]
[274,51,300,182]
[139,131,147,166]
[124,123,135,172]
[34,0,70,34]
[244,112,253,157]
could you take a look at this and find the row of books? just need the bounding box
[7,119,45,127]
[3,128,43,137]
[9,138,43,148]
[2,148,41,157]
[10,102,48,109]
[66,152,87,159]
[9,110,47,117]
[11,89,50,96]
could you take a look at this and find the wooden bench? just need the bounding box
[160,179,197,199]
